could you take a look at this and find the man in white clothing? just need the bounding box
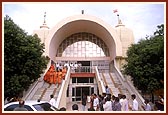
[130,94,138,111]
[105,86,110,95]
[64,61,69,68]
[56,62,60,71]
[93,94,99,111]
[103,96,112,111]
[141,99,151,111]
[121,95,129,111]
[49,94,56,107]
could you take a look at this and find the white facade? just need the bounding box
[33,14,134,70]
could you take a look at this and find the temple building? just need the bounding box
[26,12,143,110]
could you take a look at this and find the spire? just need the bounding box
[113,9,124,27]
[117,14,123,24]
[44,12,46,24]
[115,14,125,27]
[40,12,49,29]
[81,10,84,14]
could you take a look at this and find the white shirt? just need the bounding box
[93,97,99,107]
[103,101,112,111]
[49,98,56,107]
[121,99,129,111]
[105,88,110,94]
[120,98,124,106]
[56,63,60,67]
[144,103,151,111]
[64,63,69,67]
[132,99,138,111]
[74,63,78,69]
[70,63,74,68]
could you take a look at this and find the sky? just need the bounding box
[3,2,165,43]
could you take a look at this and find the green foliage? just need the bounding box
[123,24,164,94]
[154,24,164,36]
[4,15,49,98]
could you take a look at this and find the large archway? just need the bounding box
[57,32,109,57]
[45,14,122,61]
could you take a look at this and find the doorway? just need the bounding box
[72,86,94,101]
[76,87,89,101]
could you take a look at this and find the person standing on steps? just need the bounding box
[105,86,110,95]
[49,94,56,107]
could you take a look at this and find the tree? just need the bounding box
[154,24,164,36]
[4,15,49,98]
[123,24,164,102]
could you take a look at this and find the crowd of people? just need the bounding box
[4,87,164,111]
[154,95,164,111]
[57,61,82,72]
[88,93,165,111]
[4,60,164,112]
[43,64,67,84]
[87,93,125,111]
[69,93,164,111]
[43,61,84,84]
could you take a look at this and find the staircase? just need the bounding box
[31,82,61,101]
[99,72,144,110]
[110,73,131,99]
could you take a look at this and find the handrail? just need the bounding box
[22,79,40,100]
[113,60,144,110]
[102,73,108,86]
[94,66,106,94]
[103,73,113,94]
[109,72,122,94]
[55,66,71,109]
[109,73,117,88]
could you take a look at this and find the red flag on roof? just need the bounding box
[113,9,118,13]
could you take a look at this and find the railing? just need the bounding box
[70,66,94,73]
[94,66,106,94]
[22,79,40,100]
[55,66,71,109]
[113,60,144,111]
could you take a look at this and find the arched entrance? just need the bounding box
[56,32,110,72]
[45,14,122,61]
[57,32,109,57]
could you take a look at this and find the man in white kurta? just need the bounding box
[93,94,99,111]
[131,94,138,111]
[121,95,129,111]
[49,94,56,107]
[103,97,112,111]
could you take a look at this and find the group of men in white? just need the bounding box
[93,93,151,111]
[56,61,81,72]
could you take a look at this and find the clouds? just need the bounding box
[3,2,165,43]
